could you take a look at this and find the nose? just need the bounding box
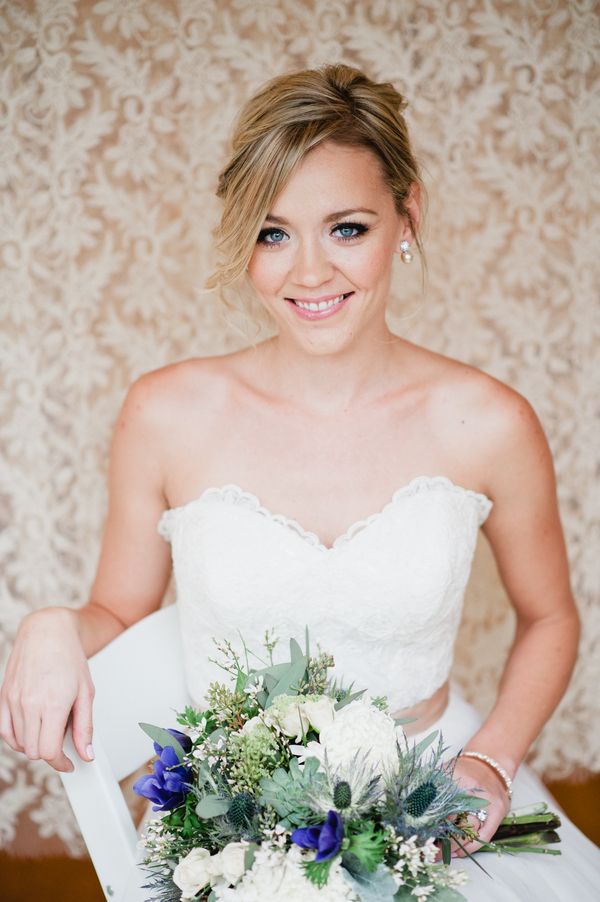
[291,236,334,288]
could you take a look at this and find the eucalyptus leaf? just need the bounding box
[138,723,185,762]
[334,687,366,710]
[244,842,259,872]
[426,887,467,901]
[411,729,439,758]
[394,715,417,726]
[343,864,398,901]
[265,655,308,705]
[250,662,291,682]
[289,637,304,663]
[455,792,488,811]
[395,887,466,901]
[234,668,247,693]
[441,837,451,865]
[195,794,231,818]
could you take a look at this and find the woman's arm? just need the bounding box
[452,382,580,854]
[0,373,173,772]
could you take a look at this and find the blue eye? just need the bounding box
[256,221,369,248]
[257,228,288,247]
[333,222,369,241]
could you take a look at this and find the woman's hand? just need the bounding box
[449,756,512,857]
[0,607,95,773]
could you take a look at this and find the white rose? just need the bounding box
[173,847,218,898]
[264,695,310,741]
[301,696,336,732]
[240,715,264,735]
[212,841,247,885]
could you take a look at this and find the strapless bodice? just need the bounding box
[157,475,492,711]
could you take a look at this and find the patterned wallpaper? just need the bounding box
[0,0,598,856]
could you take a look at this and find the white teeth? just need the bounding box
[295,293,347,311]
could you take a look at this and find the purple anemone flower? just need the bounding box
[291,810,345,861]
[133,730,192,811]
[152,727,192,757]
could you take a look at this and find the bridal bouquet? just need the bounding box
[134,632,561,901]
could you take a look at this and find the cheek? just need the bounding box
[342,244,393,285]
[247,253,287,294]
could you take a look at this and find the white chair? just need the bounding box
[59,604,190,901]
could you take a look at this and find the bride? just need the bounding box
[1,64,598,899]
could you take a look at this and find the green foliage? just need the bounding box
[196,794,231,819]
[297,650,336,695]
[138,723,186,762]
[343,863,399,901]
[303,857,333,887]
[344,820,388,872]
[176,705,211,731]
[205,682,249,730]
[162,795,207,839]
[228,721,285,793]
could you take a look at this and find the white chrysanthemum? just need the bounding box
[297,698,404,775]
[213,844,359,901]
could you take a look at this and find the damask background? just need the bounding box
[0,0,598,857]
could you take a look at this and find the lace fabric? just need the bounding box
[158,475,493,552]
[157,476,492,711]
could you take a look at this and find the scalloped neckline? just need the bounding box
[161,475,493,554]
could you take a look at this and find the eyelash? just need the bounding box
[256,221,369,248]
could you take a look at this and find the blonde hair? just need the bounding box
[205,63,426,334]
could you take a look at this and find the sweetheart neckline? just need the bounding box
[159,474,493,553]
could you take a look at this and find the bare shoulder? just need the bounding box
[120,350,247,428]
[444,362,552,499]
[407,343,553,502]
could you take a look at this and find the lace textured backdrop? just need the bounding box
[0,0,598,856]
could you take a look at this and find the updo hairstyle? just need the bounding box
[205,63,426,328]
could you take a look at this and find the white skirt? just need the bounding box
[409,686,600,901]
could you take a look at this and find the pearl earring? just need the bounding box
[400,240,413,264]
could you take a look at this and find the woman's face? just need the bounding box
[246,140,414,354]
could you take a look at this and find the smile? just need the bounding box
[285,292,354,320]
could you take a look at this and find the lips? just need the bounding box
[285,291,354,321]
[286,292,353,309]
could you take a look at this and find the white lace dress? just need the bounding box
[158,475,600,900]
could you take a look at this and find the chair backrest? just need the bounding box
[59,604,190,902]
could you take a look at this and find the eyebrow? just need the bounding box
[264,207,378,225]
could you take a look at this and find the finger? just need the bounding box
[38,708,74,773]
[22,710,42,760]
[47,750,75,773]
[71,686,95,762]
[0,698,24,752]
[452,816,484,858]
[9,696,26,751]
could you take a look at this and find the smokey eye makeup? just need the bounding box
[256,221,370,248]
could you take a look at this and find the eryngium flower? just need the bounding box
[304,750,383,820]
[381,734,485,843]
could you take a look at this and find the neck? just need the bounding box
[253,324,403,416]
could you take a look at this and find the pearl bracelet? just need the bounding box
[458,751,513,800]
